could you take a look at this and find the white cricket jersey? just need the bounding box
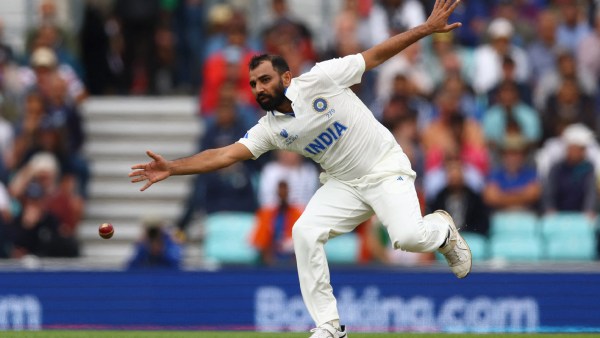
[238,53,415,182]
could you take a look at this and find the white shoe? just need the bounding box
[436,210,472,278]
[309,323,347,338]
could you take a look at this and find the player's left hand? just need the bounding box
[425,0,462,34]
[129,150,171,191]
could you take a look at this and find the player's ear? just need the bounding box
[282,71,292,86]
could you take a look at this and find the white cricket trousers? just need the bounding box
[292,174,449,327]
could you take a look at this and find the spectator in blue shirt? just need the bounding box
[483,134,541,211]
[128,218,182,270]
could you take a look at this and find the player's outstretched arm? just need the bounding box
[361,0,462,71]
[129,143,254,191]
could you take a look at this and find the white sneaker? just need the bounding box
[436,210,472,278]
[309,323,347,338]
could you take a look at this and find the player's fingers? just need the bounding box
[442,22,462,32]
[128,170,144,177]
[130,163,147,170]
[146,150,162,162]
[140,181,153,192]
[433,0,442,10]
[445,0,460,12]
[130,176,146,183]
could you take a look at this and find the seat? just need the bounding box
[325,233,359,264]
[541,213,597,261]
[461,232,489,261]
[489,234,544,261]
[204,212,259,264]
[490,211,539,238]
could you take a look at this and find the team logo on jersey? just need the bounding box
[312,97,328,113]
[280,129,289,138]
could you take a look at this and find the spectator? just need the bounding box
[421,91,488,174]
[473,18,530,94]
[0,20,22,123]
[79,1,113,95]
[44,74,89,198]
[422,32,475,89]
[534,51,597,111]
[487,55,532,106]
[577,11,600,91]
[542,77,596,141]
[29,21,82,78]
[483,134,541,212]
[250,181,302,266]
[543,124,597,218]
[199,12,258,116]
[21,47,87,105]
[366,0,427,47]
[428,156,489,235]
[447,0,491,47]
[527,10,560,85]
[258,150,319,209]
[376,41,434,104]
[483,80,541,151]
[170,0,205,90]
[128,217,183,269]
[25,0,78,62]
[8,152,79,258]
[377,74,433,127]
[114,0,161,95]
[261,0,316,69]
[493,0,540,46]
[535,123,600,181]
[423,150,485,203]
[556,1,591,54]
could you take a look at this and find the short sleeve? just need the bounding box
[314,53,366,89]
[237,119,275,159]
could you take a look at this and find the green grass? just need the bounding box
[2,332,600,338]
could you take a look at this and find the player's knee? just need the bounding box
[392,227,427,252]
[292,220,326,250]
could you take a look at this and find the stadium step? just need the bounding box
[80,97,202,263]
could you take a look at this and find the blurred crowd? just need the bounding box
[1,0,599,264]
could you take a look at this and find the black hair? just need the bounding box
[249,54,290,74]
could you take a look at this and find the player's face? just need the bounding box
[249,61,288,111]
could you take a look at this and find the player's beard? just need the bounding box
[256,80,287,111]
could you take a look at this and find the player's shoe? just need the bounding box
[308,323,347,338]
[436,210,472,278]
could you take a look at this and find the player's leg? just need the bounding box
[364,174,471,277]
[293,178,373,332]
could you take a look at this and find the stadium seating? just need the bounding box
[204,212,259,264]
[325,233,359,264]
[489,211,543,261]
[541,213,597,261]
[490,211,539,237]
[460,232,489,261]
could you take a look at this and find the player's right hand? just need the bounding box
[129,150,171,191]
[425,0,462,34]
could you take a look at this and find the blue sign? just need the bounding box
[0,269,599,332]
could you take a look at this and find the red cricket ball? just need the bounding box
[99,223,114,239]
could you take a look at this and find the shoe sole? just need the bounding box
[435,210,472,278]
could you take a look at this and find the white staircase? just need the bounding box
[78,97,202,265]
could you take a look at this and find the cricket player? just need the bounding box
[130,1,469,337]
